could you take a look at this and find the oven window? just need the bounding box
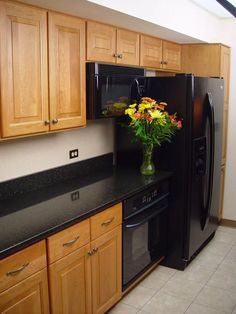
[123,205,167,289]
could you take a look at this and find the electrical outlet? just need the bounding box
[71,190,80,201]
[69,149,79,159]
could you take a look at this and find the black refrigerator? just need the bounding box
[116,74,224,270]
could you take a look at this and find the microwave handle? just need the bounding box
[124,204,167,229]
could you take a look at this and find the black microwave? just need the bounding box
[86,62,145,119]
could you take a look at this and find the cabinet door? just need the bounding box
[49,243,92,314]
[0,1,49,137]
[162,41,181,71]
[87,21,116,63]
[0,269,49,314]
[140,35,162,68]
[91,226,122,314]
[117,29,139,66]
[220,45,230,106]
[48,12,86,130]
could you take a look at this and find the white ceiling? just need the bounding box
[20,0,204,44]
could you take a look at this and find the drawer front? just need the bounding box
[0,240,46,293]
[47,219,90,264]
[90,203,122,240]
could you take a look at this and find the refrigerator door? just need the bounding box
[186,77,223,259]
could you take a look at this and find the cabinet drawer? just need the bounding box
[90,203,122,240]
[0,240,46,293]
[47,219,90,264]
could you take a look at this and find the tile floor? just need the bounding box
[108,225,236,314]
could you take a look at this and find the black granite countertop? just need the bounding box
[0,155,171,259]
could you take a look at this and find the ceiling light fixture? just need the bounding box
[216,0,236,17]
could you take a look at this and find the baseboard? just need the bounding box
[220,219,236,228]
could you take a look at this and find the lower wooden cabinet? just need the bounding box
[0,268,50,314]
[91,225,122,314]
[49,243,92,314]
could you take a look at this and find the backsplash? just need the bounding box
[0,119,114,182]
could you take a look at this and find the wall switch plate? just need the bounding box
[69,149,79,159]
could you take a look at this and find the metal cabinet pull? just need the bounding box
[92,247,98,254]
[63,235,80,247]
[6,262,30,277]
[52,119,58,124]
[87,250,94,256]
[117,53,123,59]
[113,53,118,58]
[44,120,50,125]
[163,61,168,65]
[101,217,114,226]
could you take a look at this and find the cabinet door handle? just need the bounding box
[92,247,98,254]
[44,120,50,125]
[63,235,80,247]
[6,262,30,277]
[87,250,94,256]
[52,119,58,124]
[163,61,168,65]
[101,217,114,226]
[117,53,123,59]
[113,53,118,58]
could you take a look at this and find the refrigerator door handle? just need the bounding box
[201,92,215,230]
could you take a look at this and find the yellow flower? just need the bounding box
[113,102,127,109]
[129,103,137,108]
[149,110,164,119]
[125,108,135,117]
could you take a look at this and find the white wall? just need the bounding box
[0,119,114,182]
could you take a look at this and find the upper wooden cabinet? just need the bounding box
[0,2,86,139]
[0,1,49,138]
[48,12,86,131]
[140,35,181,71]
[87,21,140,66]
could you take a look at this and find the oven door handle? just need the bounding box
[124,204,167,229]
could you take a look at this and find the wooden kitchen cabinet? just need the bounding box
[140,34,181,71]
[49,243,92,314]
[0,1,49,138]
[91,225,122,314]
[48,12,86,131]
[181,43,230,218]
[48,204,122,314]
[87,21,140,66]
[0,241,49,314]
[0,1,86,139]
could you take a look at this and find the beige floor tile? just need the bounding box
[195,285,236,313]
[142,291,191,314]
[122,286,156,309]
[232,305,236,314]
[206,240,233,257]
[154,265,177,276]
[226,245,236,262]
[218,258,236,274]
[185,302,227,314]
[107,302,138,314]
[139,274,167,291]
[195,249,224,269]
[207,268,236,292]
[213,230,236,246]
[218,225,236,235]
[160,276,204,301]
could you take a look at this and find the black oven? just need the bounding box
[86,62,145,119]
[122,181,169,291]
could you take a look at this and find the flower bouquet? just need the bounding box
[125,97,182,175]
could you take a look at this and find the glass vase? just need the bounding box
[140,143,155,175]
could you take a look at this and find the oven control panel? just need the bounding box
[123,179,169,220]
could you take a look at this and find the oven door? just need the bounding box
[122,197,168,290]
